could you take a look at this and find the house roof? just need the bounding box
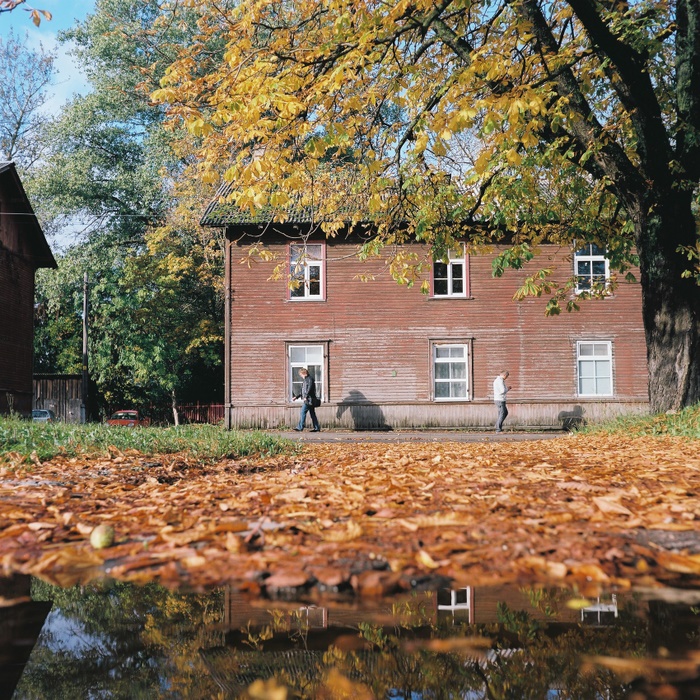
[200,179,370,228]
[0,161,57,269]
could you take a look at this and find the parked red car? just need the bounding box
[106,410,151,427]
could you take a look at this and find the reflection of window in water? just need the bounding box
[437,587,473,624]
[581,594,618,626]
[297,605,328,629]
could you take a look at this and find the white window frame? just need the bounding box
[432,245,468,298]
[432,341,471,401]
[289,243,324,300]
[577,340,613,397]
[574,244,610,293]
[287,343,326,402]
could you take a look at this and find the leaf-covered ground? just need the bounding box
[2,434,700,599]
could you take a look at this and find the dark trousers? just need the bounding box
[495,401,508,432]
[297,402,320,431]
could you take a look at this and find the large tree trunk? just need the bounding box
[635,190,700,413]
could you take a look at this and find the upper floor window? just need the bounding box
[577,341,613,396]
[575,244,609,293]
[433,246,468,297]
[433,342,470,400]
[290,243,324,300]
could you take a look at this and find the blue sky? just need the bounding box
[1,0,96,114]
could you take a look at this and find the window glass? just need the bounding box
[290,346,307,363]
[435,363,451,380]
[451,263,464,294]
[308,264,321,296]
[433,262,449,296]
[451,382,467,398]
[435,382,450,398]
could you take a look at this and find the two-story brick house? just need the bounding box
[202,197,649,430]
[0,162,56,416]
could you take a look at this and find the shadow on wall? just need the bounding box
[558,405,586,431]
[336,390,392,431]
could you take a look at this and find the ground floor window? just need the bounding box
[432,342,471,400]
[577,340,613,396]
[288,344,325,402]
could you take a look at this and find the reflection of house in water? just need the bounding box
[224,586,619,635]
[203,585,630,696]
[437,586,474,624]
[581,595,618,626]
[0,576,52,700]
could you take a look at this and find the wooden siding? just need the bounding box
[225,235,649,429]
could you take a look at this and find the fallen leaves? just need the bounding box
[592,496,635,517]
[1,434,700,596]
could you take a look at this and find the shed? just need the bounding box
[0,162,57,416]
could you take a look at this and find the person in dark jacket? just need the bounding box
[294,367,320,432]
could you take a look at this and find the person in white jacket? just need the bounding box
[493,371,511,433]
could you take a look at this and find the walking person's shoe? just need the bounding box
[293,427,302,431]
[311,428,320,432]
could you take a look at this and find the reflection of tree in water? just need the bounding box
[336,390,392,430]
[16,579,225,699]
[15,581,699,699]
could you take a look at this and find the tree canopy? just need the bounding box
[26,0,224,419]
[0,29,55,170]
[152,0,700,412]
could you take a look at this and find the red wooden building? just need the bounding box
[0,162,56,416]
[202,200,649,431]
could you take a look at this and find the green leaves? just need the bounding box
[491,244,536,278]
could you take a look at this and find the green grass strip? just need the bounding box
[0,417,297,463]
[581,402,700,439]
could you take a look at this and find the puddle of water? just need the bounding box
[2,575,700,699]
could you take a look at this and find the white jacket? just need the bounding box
[493,375,509,402]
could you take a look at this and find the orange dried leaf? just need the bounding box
[592,497,634,517]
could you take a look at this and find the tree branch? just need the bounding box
[676,0,700,178]
[515,0,646,213]
[566,0,672,181]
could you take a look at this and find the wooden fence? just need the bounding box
[178,403,225,425]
